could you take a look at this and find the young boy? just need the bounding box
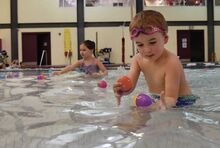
[113,10,199,110]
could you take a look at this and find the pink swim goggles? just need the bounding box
[130,26,165,39]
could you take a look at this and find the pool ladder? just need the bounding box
[39,50,47,66]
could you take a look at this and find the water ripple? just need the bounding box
[184,112,219,125]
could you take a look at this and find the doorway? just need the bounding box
[177,30,204,62]
[22,32,51,66]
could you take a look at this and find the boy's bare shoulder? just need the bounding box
[133,54,142,61]
[166,50,180,61]
[132,54,144,66]
[166,51,182,69]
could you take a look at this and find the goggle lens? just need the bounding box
[130,26,165,39]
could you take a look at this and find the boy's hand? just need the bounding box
[113,76,133,106]
[159,91,166,110]
[146,91,166,111]
[113,82,124,105]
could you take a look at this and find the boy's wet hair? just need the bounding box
[129,10,168,35]
[81,40,95,50]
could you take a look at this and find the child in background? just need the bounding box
[113,10,199,110]
[53,40,108,77]
[10,60,20,68]
[19,61,25,68]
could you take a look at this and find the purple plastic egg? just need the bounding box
[37,75,46,80]
[135,93,154,107]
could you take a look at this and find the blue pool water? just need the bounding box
[0,67,220,148]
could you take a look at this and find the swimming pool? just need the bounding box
[0,67,220,148]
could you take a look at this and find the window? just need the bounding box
[144,0,205,6]
[85,0,132,7]
[59,0,76,7]
[216,0,220,6]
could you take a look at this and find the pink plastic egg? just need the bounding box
[98,80,107,88]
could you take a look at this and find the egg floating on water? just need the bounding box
[133,93,155,107]
[97,80,107,88]
[37,75,46,80]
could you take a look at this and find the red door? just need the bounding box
[177,30,204,62]
[22,33,38,65]
[22,32,51,65]
[177,30,191,62]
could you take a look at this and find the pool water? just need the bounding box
[0,68,220,148]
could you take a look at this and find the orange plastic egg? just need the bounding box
[117,76,132,92]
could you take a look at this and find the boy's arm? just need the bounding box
[127,55,141,90]
[147,59,182,111]
[113,55,141,105]
[163,60,182,108]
